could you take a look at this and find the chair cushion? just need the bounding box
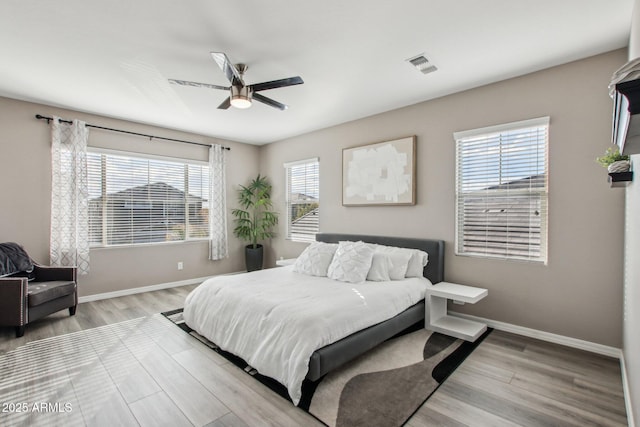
[27,281,76,307]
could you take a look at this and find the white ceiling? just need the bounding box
[0,0,634,145]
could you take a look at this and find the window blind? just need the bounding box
[87,149,210,247]
[285,158,319,242]
[454,117,549,263]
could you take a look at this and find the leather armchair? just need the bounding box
[0,263,77,337]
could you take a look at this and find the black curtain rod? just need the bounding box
[35,114,230,151]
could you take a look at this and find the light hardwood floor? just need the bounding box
[0,286,629,426]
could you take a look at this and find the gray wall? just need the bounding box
[260,49,627,348]
[0,96,260,297]
[0,50,628,351]
[624,0,640,422]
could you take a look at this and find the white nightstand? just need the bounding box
[425,281,488,342]
[275,258,297,267]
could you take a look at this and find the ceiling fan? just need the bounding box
[169,52,304,111]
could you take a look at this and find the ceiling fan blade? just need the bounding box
[250,76,304,92]
[217,97,232,109]
[210,52,244,86]
[168,79,229,91]
[253,93,287,110]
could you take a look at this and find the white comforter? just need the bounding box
[183,266,430,405]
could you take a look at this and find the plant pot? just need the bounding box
[608,160,631,173]
[245,244,264,272]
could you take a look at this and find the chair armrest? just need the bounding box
[33,264,77,282]
[0,277,28,326]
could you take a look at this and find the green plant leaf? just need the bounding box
[231,174,279,245]
[596,146,630,168]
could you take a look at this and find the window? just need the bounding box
[285,158,319,242]
[87,148,210,247]
[454,117,549,263]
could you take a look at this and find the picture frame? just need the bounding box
[342,136,416,206]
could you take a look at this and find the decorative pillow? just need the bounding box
[327,241,375,283]
[0,251,17,278]
[293,242,338,277]
[0,242,34,278]
[374,245,414,280]
[366,252,393,281]
[405,250,429,278]
[387,250,413,280]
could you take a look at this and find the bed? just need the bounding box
[183,233,444,405]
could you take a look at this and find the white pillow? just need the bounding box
[405,250,429,278]
[327,241,375,283]
[387,250,413,280]
[367,252,393,281]
[374,245,414,280]
[293,242,338,277]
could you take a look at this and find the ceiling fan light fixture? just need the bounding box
[230,85,252,109]
[171,52,302,111]
[230,96,252,109]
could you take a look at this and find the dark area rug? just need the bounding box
[162,308,490,427]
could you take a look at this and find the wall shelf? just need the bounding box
[608,171,633,187]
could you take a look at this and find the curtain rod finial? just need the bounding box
[35,114,52,124]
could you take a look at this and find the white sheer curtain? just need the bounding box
[208,144,228,260]
[50,117,90,274]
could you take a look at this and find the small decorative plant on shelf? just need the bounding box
[597,146,633,186]
[596,146,630,173]
[232,174,279,271]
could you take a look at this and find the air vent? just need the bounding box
[407,54,437,75]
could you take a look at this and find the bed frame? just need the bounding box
[306,233,445,381]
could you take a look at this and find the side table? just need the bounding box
[425,281,488,341]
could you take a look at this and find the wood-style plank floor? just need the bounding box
[0,285,628,426]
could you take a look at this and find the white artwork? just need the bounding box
[342,136,416,206]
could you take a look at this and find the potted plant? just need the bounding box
[231,174,279,271]
[596,146,631,172]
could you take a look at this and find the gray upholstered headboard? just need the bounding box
[315,233,445,284]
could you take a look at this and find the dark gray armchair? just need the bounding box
[0,243,77,337]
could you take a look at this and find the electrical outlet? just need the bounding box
[177,261,183,270]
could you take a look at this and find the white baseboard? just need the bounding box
[78,276,212,303]
[449,311,622,358]
[620,353,637,427]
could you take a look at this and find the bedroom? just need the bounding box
[0,0,638,426]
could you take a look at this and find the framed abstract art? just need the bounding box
[342,136,416,206]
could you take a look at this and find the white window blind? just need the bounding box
[454,117,549,263]
[87,148,210,247]
[285,158,319,242]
